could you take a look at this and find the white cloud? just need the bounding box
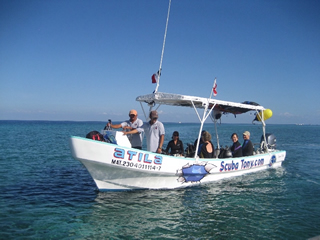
[279,112,294,117]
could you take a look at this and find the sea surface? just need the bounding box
[0,120,319,239]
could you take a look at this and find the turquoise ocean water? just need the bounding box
[0,120,319,239]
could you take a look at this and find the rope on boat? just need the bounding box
[154,0,171,93]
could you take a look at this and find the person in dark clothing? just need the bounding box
[242,131,253,156]
[194,130,205,152]
[231,133,242,157]
[165,131,184,156]
[198,131,215,158]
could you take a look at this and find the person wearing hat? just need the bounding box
[143,111,165,153]
[165,131,184,156]
[124,110,165,153]
[242,131,253,156]
[106,109,143,149]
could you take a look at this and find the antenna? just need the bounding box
[154,0,171,93]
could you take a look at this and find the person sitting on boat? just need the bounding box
[231,133,243,157]
[106,109,144,149]
[124,110,165,153]
[194,130,205,148]
[242,131,253,156]
[197,131,215,158]
[165,131,184,156]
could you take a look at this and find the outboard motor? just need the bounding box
[260,133,276,150]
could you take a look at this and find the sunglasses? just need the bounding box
[129,114,136,117]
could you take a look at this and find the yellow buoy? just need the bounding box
[256,109,273,121]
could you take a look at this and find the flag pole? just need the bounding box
[154,0,171,93]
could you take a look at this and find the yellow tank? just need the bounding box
[256,109,273,121]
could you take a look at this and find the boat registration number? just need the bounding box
[111,159,161,171]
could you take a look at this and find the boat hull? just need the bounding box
[70,136,286,191]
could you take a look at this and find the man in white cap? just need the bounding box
[242,131,253,156]
[106,109,143,149]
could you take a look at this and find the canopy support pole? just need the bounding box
[261,111,269,153]
[214,119,220,153]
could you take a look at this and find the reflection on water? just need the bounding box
[73,168,289,239]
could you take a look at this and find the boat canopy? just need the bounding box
[136,92,265,115]
[136,91,270,157]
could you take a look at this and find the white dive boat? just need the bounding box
[70,91,286,191]
[69,1,286,191]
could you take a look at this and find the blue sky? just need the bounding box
[1,0,319,124]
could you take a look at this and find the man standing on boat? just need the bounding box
[143,111,165,153]
[242,131,254,156]
[124,110,165,153]
[106,109,144,149]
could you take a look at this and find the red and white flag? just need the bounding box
[213,79,217,96]
[151,72,159,84]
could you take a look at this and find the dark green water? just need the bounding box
[0,121,319,239]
